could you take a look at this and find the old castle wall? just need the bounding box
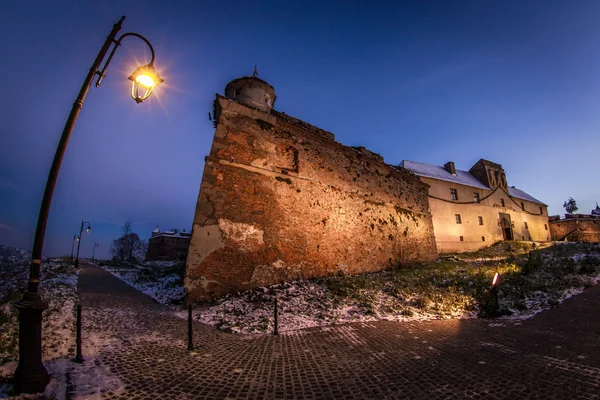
[185,96,437,301]
[550,218,600,242]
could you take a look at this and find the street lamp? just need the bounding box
[92,242,99,260]
[74,220,91,268]
[13,15,163,394]
[70,234,77,260]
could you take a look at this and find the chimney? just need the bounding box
[444,161,456,175]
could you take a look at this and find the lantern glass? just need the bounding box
[128,64,164,104]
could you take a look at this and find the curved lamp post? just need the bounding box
[14,16,163,394]
[74,220,91,268]
[70,234,77,260]
[92,242,99,260]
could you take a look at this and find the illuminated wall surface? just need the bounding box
[549,216,600,242]
[186,90,437,301]
[402,159,550,254]
[423,177,550,253]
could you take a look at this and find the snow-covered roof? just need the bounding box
[400,160,490,190]
[508,187,546,206]
[150,232,191,240]
[401,160,546,206]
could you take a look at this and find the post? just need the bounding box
[70,234,76,260]
[187,304,194,351]
[75,220,84,268]
[491,285,499,315]
[490,272,499,316]
[273,297,279,336]
[74,305,84,363]
[13,16,125,394]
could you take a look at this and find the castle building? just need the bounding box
[185,74,437,301]
[400,159,550,253]
[185,73,554,301]
[145,226,191,261]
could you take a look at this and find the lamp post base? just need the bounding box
[13,292,50,394]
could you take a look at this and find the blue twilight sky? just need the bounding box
[1,0,599,259]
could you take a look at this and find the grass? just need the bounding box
[191,242,600,334]
[323,241,599,319]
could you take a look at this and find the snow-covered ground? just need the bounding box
[0,258,80,399]
[99,243,600,336]
[99,260,184,306]
[189,243,600,334]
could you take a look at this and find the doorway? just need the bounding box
[499,213,513,241]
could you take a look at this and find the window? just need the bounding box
[473,193,480,203]
[500,198,505,207]
[528,236,531,241]
[478,216,483,225]
[539,206,543,214]
[460,236,464,242]
[450,188,458,201]
[521,202,525,211]
[544,224,548,230]
[455,214,462,224]
[522,236,525,240]
[482,236,485,242]
[524,222,528,229]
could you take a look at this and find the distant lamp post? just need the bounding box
[70,234,77,260]
[75,220,91,268]
[92,242,99,260]
[13,16,163,394]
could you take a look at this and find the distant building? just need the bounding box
[549,204,600,242]
[145,226,191,261]
[401,159,550,253]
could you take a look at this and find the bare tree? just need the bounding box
[111,221,146,262]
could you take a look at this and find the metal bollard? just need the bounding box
[273,298,279,336]
[187,304,194,351]
[490,273,500,316]
[74,304,84,363]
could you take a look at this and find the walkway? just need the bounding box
[76,263,600,399]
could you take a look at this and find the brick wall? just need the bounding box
[550,219,600,242]
[146,236,190,261]
[185,95,437,301]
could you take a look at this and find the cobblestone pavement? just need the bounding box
[77,263,600,399]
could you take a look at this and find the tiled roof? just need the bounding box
[400,160,490,190]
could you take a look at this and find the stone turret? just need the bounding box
[224,72,276,113]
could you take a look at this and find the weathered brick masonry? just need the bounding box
[186,84,437,301]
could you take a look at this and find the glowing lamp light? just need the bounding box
[76,237,80,242]
[128,63,164,104]
[492,272,499,286]
[86,227,91,233]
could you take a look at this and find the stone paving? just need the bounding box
[76,262,600,399]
